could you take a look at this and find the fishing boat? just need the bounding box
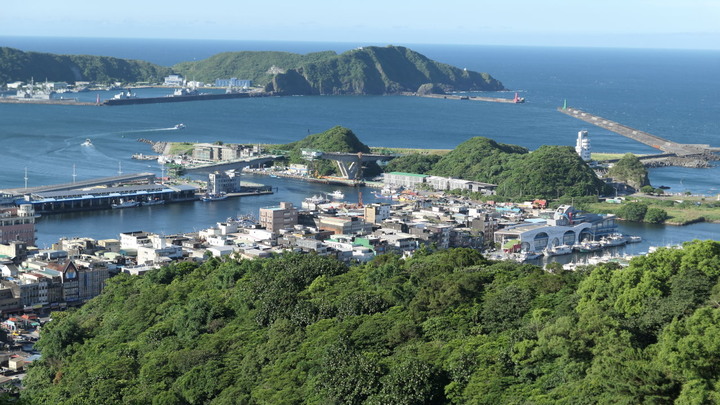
[328,190,345,199]
[575,240,602,253]
[142,198,165,206]
[600,233,628,247]
[201,193,228,202]
[173,123,186,130]
[302,195,330,210]
[111,199,140,209]
[543,245,573,257]
[81,138,93,147]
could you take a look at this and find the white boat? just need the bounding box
[174,123,186,130]
[201,193,228,202]
[543,245,573,257]
[302,195,330,210]
[81,138,93,147]
[328,190,345,200]
[575,240,602,253]
[627,235,642,243]
[112,90,136,100]
[601,233,628,247]
[111,199,140,209]
[518,251,543,261]
[142,198,165,206]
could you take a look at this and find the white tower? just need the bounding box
[575,130,591,161]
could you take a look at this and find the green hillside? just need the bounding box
[174,45,505,95]
[390,137,610,199]
[21,241,720,404]
[0,47,173,84]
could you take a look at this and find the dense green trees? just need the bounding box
[21,240,720,404]
[384,153,442,174]
[608,153,650,191]
[0,47,173,84]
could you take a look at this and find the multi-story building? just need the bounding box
[208,171,242,194]
[0,205,36,245]
[260,202,298,233]
[383,172,428,189]
[364,203,391,224]
[163,75,184,86]
[576,130,591,161]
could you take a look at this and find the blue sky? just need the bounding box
[2,0,718,49]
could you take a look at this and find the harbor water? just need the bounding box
[0,38,718,248]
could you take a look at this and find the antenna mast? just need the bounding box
[24,167,28,189]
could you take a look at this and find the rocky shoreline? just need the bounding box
[642,153,716,169]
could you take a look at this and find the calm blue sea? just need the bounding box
[1,37,719,247]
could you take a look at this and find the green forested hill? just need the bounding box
[280,126,380,177]
[173,45,505,95]
[0,47,173,84]
[391,136,610,199]
[19,241,720,404]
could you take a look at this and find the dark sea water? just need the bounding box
[1,37,719,248]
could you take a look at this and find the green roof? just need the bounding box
[388,172,428,178]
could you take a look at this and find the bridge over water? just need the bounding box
[558,106,718,157]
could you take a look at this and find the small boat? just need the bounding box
[302,195,330,210]
[201,193,228,202]
[328,190,345,200]
[575,240,602,253]
[519,251,543,261]
[112,199,140,209]
[81,138,93,147]
[627,235,642,243]
[600,233,627,247]
[142,199,165,206]
[173,123,186,130]
[543,245,573,257]
[112,90,136,100]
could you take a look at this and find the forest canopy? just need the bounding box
[20,240,720,404]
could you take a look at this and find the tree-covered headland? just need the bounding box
[387,136,611,200]
[19,240,720,404]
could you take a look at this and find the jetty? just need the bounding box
[558,105,718,157]
[402,92,524,104]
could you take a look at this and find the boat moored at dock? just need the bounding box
[111,199,140,209]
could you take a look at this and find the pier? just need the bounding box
[1,173,156,196]
[558,106,718,157]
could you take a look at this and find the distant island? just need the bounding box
[174,45,505,95]
[0,45,505,96]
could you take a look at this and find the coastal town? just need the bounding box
[0,154,649,385]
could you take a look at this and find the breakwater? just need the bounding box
[103,91,268,106]
[401,92,522,104]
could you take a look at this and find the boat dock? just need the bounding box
[558,105,718,157]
